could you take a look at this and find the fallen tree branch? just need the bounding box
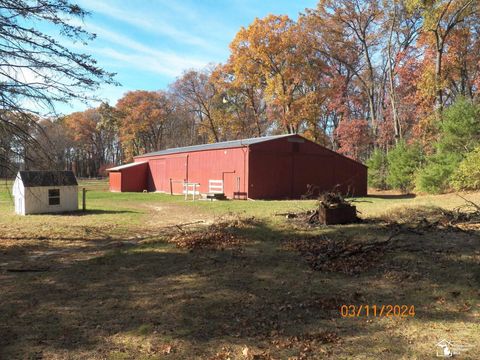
[308,210,319,224]
[456,194,480,212]
[164,220,205,229]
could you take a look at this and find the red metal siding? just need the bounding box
[248,135,367,199]
[138,147,249,199]
[109,172,122,192]
[149,159,166,191]
[122,163,148,192]
[112,134,367,199]
[109,163,149,192]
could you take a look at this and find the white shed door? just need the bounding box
[16,197,23,215]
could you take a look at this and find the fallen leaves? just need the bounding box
[271,331,339,348]
[209,337,338,360]
[270,331,339,359]
[240,346,273,359]
[285,235,388,275]
[209,347,234,360]
[162,344,173,354]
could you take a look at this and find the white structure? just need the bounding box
[12,171,78,215]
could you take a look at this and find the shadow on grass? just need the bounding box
[0,219,478,358]
[20,209,140,216]
[366,193,416,200]
[72,209,139,215]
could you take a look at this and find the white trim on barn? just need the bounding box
[106,162,148,171]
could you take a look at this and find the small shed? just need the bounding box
[12,171,79,215]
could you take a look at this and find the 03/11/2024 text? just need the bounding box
[340,304,415,318]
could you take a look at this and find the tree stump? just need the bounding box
[318,204,357,225]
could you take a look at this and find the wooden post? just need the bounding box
[170,178,173,195]
[82,188,86,212]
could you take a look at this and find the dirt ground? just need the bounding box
[0,189,479,359]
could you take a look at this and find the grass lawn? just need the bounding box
[0,180,479,359]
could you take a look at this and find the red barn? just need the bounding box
[107,134,367,199]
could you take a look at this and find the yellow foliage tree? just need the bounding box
[229,15,309,134]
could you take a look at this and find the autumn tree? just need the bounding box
[29,118,74,171]
[229,15,311,134]
[63,106,119,177]
[407,0,479,116]
[304,1,383,135]
[116,91,174,160]
[96,102,122,167]
[382,0,422,141]
[431,17,480,108]
[295,17,356,145]
[170,68,231,142]
[335,119,371,160]
[212,63,268,138]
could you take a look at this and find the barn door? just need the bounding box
[223,172,236,199]
[150,159,166,192]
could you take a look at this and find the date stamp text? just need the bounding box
[340,304,415,318]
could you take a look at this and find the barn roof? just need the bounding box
[106,161,148,171]
[18,171,78,187]
[135,134,294,158]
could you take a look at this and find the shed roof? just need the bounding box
[106,161,148,172]
[135,134,294,158]
[18,171,78,187]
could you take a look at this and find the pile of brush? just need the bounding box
[169,217,257,251]
[318,192,349,208]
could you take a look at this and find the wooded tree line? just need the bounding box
[4,0,480,192]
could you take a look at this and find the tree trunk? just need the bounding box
[387,11,401,142]
[248,89,262,136]
[367,89,377,137]
[361,36,377,139]
[206,114,219,142]
[435,47,444,118]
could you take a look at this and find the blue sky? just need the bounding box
[61,0,317,113]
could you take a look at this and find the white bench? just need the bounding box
[208,180,224,194]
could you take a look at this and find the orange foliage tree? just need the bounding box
[229,15,313,134]
[116,90,174,160]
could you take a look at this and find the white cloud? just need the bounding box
[95,47,206,77]
[57,84,127,113]
[77,0,222,51]
[68,20,210,77]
